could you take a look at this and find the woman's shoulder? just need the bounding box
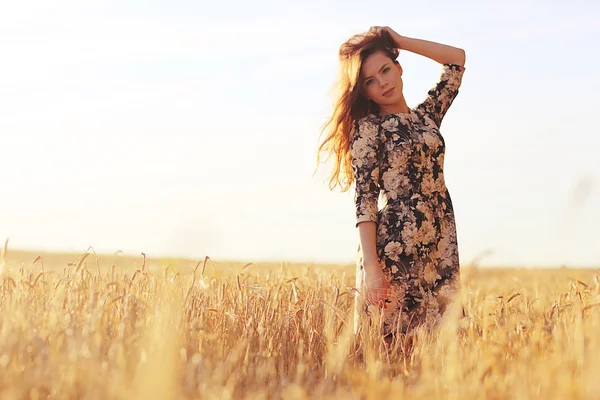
[352,114,381,139]
[357,113,384,128]
[357,113,379,123]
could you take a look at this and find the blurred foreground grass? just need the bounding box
[1,247,599,399]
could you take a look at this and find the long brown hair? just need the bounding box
[314,29,399,192]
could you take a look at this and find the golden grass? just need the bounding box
[1,247,599,399]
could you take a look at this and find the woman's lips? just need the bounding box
[382,87,395,97]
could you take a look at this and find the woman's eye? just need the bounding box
[383,67,390,73]
[366,79,373,85]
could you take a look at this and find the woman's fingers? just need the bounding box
[369,26,389,36]
[366,288,376,304]
[369,26,381,35]
[365,285,388,308]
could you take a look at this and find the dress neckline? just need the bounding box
[376,108,417,119]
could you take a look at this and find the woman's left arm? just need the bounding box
[373,26,466,66]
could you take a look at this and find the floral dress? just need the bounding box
[351,63,465,338]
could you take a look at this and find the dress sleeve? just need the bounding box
[416,63,465,128]
[350,117,382,227]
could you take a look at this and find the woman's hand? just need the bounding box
[363,261,390,308]
[369,26,404,49]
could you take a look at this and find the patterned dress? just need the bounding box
[351,63,465,338]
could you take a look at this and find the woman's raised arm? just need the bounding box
[371,26,466,66]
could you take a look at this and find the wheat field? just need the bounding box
[0,245,599,399]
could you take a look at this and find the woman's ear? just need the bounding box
[395,62,403,76]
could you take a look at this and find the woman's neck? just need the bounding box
[378,97,410,116]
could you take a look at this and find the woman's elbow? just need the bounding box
[454,48,466,67]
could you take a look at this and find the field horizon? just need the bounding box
[3,246,598,274]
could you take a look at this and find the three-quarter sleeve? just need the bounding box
[416,63,465,128]
[350,117,382,227]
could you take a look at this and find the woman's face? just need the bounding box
[360,51,403,107]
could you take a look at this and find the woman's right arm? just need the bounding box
[358,221,388,306]
[350,117,381,229]
[351,118,389,304]
[357,221,378,267]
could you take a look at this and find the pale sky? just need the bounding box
[1,0,599,267]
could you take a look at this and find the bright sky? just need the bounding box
[1,0,599,267]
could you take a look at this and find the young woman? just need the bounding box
[315,26,466,341]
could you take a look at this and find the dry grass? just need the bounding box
[1,247,599,399]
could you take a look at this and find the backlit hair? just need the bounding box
[314,29,399,192]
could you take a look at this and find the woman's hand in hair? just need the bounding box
[369,26,405,49]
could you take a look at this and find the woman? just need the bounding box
[315,26,466,341]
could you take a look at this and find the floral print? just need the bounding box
[351,64,465,338]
